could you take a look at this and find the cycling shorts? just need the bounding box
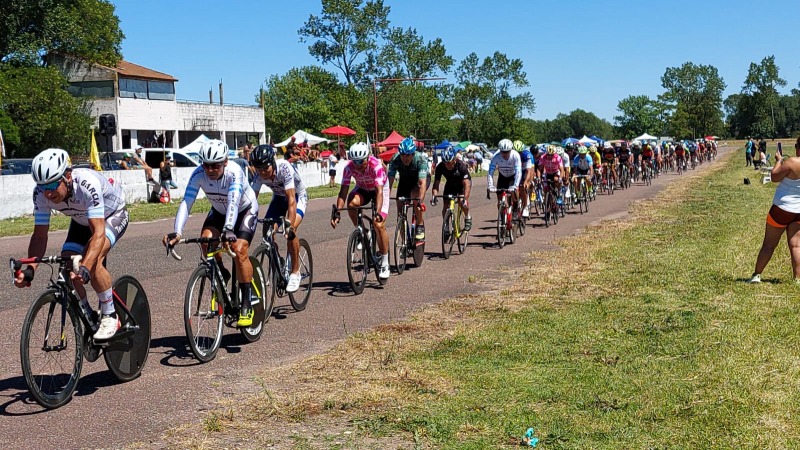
[348,187,390,219]
[203,207,258,243]
[396,174,431,199]
[62,207,129,255]
[496,174,515,190]
[265,191,308,221]
[766,204,800,229]
[574,168,590,176]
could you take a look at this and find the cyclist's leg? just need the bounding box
[230,206,257,325]
[288,191,307,274]
[346,188,366,226]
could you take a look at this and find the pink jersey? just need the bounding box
[342,156,388,190]
[540,154,563,175]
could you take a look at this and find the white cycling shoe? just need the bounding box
[379,264,390,279]
[93,314,120,341]
[286,272,301,293]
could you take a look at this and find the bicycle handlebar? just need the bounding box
[390,196,421,202]
[166,237,236,261]
[433,194,465,199]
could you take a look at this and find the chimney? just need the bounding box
[219,80,224,105]
[209,89,213,104]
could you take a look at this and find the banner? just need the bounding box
[90,130,102,171]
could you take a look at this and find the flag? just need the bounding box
[89,130,102,171]
[0,128,5,167]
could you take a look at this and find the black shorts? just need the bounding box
[496,174,515,190]
[202,207,258,243]
[396,175,431,198]
[329,169,337,177]
[62,207,129,254]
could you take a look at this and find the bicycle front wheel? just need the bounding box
[456,206,468,254]
[393,218,408,274]
[184,265,224,363]
[20,290,83,409]
[252,244,276,320]
[347,229,368,294]
[496,206,506,248]
[288,239,313,312]
[441,209,453,260]
[105,275,151,382]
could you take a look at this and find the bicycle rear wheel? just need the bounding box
[456,206,468,254]
[184,265,224,363]
[105,275,151,381]
[288,239,313,311]
[239,255,267,342]
[582,183,589,213]
[20,290,83,409]
[496,206,506,248]
[347,228,368,294]
[393,218,408,274]
[441,209,454,259]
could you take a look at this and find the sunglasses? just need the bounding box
[352,158,367,165]
[202,162,224,170]
[39,179,62,192]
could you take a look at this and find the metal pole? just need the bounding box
[373,79,378,143]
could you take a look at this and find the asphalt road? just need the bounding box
[0,149,730,448]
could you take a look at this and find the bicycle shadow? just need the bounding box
[270,304,303,320]
[312,280,362,297]
[149,335,202,367]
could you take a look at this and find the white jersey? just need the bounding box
[175,162,257,235]
[251,159,306,198]
[487,150,522,189]
[33,168,125,226]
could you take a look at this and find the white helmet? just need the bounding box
[198,139,228,163]
[555,147,565,156]
[32,148,71,185]
[347,142,370,161]
[498,139,514,152]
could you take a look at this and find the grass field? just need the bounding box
[0,184,341,238]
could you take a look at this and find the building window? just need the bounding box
[119,78,148,98]
[67,81,114,98]
[148,80,175,101]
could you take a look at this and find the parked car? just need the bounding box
[1,158,33,175]
[117,148,201,169]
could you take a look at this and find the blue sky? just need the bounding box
[112,0,800,123]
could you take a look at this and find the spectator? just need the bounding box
[750,135,800,283]
[119,153,133,170]
[132,146,156,184]
[328,147,339,187]
[745,137,753,167]
[474,149,484,174]
[159,153,178,192]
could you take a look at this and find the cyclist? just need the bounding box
[601,142,617,187]
[536,145,565,203]
[388,137,429,241]
[618,142,632,183]
[15,148,129,341]
[430,146,472,230]
[675,141,687,170]
[588,145,602,192]
[250,144,306,293]
[572,146,594,197]
[487,139,522,207]
[642,142,655,176]
[330,142,391,279]
[556,146,571,202]
[688,142,699,166]
[514,140,535,218]
[163,139,259,327]
[631,142,642,174]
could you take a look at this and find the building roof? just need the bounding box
[114,60,177,82]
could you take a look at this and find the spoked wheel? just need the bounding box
[287,239,313,312]
[516,209,526,236]
[239,255,267,342]
[457,208,468,254]
[552,195,560,224]
[496,207,506,249]
[507,210,516,245]
[582,184,589,213]
[252,245,276,323]
[20,290,83,409]
[393,218,408,275]
[372,227,389,285]
[184,265,224,363]
[442,209,454,260]
[105,275,151,381]
[347,229,368,294]
[543,192,551,227]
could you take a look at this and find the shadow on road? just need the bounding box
[312,280,361,297]
[150,335,201,367]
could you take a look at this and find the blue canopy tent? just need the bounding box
[434,139,452,149]
[562,137,579,146]
[590,135,605,145]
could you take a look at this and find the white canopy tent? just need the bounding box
[633,133,658,141]
[274,130,330,148]
[578,135,598,145]
[181,134,211,153]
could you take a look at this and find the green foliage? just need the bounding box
[299,0,390,86]
[377,27,453,79]
[0,109,21,148]
[614,95,665,139]
[375,83,454,141]
[0,0,123,66]
[0,66,91,156]
[261,66,368,141]
[725,56,790,139]
[660,62,726,138]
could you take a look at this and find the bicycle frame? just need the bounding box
[339,204,382,268]
[258,217,291,290]
[393,196,422,247]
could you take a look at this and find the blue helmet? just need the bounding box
[442,146,456,162]
[399,137,416,155]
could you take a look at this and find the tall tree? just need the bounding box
[660,62,726,138]
[614,95,664,139]
[741,55,787,138]
[376,27,453,79]
[298,0,390,87]
[1,0,124,66]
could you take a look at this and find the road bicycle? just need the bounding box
[642,160,653,186]
[600,164,615,195]
[574,174,590,214]
[252,217,313,312]
[391,196,425,274]
[168,237,267,363]
[491,188,517,248]
[434,194,468,259]
[332,204,388,294]
[617,163,631,189]
[530,178,544,217]
[10,255,151,409]
[541,178,560,227]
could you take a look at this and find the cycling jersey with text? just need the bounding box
[33,168,125,226]
[251,159,306,198]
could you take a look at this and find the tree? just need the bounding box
[660,62,726,138]
[614,95,663,139]
[0,0,124,66]
[0,66,92,156]
[741,55,787,138]
[376,27,453,79]
[260,66,368,142]
[299,0,390,87]
[374,82,453,140]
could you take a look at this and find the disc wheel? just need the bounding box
[20,290,82,409]
[105,275,151,381]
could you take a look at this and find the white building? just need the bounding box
[49,54,265,152]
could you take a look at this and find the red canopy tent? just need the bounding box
[377,131,405,148]
[378,148,398,162]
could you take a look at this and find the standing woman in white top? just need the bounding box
[750,135,800,283]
